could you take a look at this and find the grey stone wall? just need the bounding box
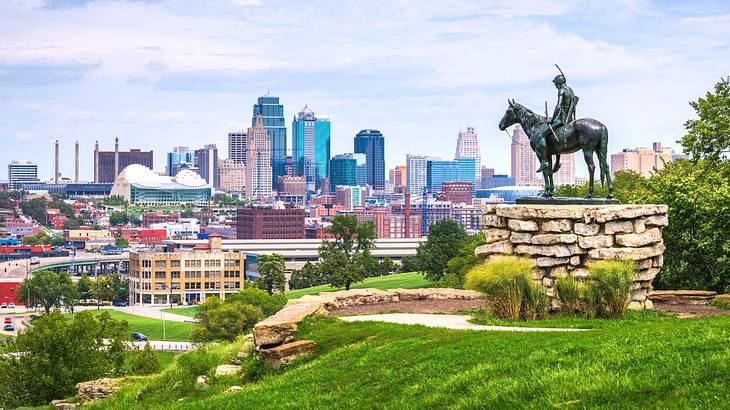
[475,204,668,309]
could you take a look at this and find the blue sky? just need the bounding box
[1,0,729,180]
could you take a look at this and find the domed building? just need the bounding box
[110,164,212,206]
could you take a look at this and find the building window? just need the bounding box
[155,271,166,279]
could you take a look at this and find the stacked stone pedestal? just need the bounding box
[476,204,668,309]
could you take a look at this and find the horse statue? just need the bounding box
[498,99,613,199]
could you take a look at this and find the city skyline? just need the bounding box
[2,1,728,180]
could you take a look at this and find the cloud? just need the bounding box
[0,59,101,86]
[40,0,161,9]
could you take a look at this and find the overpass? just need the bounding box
[0,253,129,279]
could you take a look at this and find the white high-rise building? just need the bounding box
[218,159,245,194]
[510,125,540,186]
[406,155,438,194]
[228,131,247,166]
[7,160,39,189]
[553,152,576,186]
[245,115,272,200]
[454,127,481,181]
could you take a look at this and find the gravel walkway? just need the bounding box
[329,299,486,316]
[339,313,588,332]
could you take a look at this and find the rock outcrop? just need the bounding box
[477,204,669,309]
[76,378,123,403]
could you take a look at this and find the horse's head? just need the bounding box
[498,99,519,130]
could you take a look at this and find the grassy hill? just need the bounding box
[86,312,730,409]
[66,310,193,341]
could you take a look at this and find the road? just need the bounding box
[0,253,129,279]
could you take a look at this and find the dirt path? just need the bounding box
[339,313,587,332]
[328,299,486,317]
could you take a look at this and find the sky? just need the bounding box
[1,0,729,181]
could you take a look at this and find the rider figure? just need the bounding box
[535,72,579,173]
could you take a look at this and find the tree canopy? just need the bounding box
[256,253,286,295]
[318,215,376,290]
[18,270,76,314]
[415,219,468,281]
[679,77,730,161]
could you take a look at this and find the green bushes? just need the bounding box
[468,257,637,321]
[465,256,546,321]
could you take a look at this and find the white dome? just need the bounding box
[117,164,165,188]
[173,169,208,187]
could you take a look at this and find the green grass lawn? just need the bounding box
[160,306,198,318]
[155,351,179,370]
[88,312,730,409]
[285,271,431,299]
[66,310,193,341]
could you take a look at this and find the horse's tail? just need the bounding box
[597,126,609,186]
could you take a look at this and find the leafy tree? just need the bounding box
[256,253,286,295]
[400,255,420,273]
[224,287,286,316]
[288,262,325,290]
[104,195,128,206]
[127,343,161,375]
[318,215,376,290]
[679,77,730,161]
[415,219,468,281]
[18,270,75,314]
[0,311,129,408]
[192,298,262,342]
[376,256,395,277]
[440,233,486,288]
[115,237,130,248]
[62,216,83,230]
[62,282,80,313]
[109,211,130,226]
[19,197,47,225]
[91,273,129,304]
[554,170,647,202]
[77,274,92,300]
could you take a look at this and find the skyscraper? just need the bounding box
[245,115,273,200]
[218,159,245,194]
[354,129,385,190]
[454,127,481,182]
[510,125,540,186]
[7,160,39,189]
[228,131,247,165]
[252,96,286,189]
[329,153,357,191]
[389,165,407,192]
[406,155,437,194]
[553,152,576,186]
[94,138,153,183]
[195,144,219,188]
[167,146,194,176]
[292,105,331,193]
[611,143,674,177]
[425,158,476,191]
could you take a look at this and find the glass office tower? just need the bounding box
[354,129,385,190]
[253,96,287,190]
[292,105,331,193]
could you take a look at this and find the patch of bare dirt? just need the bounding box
[327,299,487,316]
[653,301,730,319]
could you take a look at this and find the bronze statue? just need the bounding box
[498,66,613,199]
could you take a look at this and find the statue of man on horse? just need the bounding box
[498,65,613,199]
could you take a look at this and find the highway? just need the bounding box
[0,253,129,279]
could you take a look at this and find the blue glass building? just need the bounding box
[329,154,357,191]
[354,129,385,190]
[253,96,287,189]
[426,158,477,191]
[292,105,330,192]
[166,147,194,176]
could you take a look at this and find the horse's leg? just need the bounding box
[544,157,555,196]
[552,153,561,173]
[582,149,595,199]
[597,127,614,199]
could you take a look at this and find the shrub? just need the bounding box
[581,284,599,319]
[555,275,582,314]
[126,342,161,375]
[711,297,730,310]
[587,260,636,319]
[465,256,535,321]
[225,288,286,317]
[176,347,222,377]
[519,276,548,321]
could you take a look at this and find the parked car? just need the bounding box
[112,300,128,307]
[3,324,14,332]
[131,332,148,342]
[0,303,7,309]
[3,318,11,324]
[8,303,15,309]
[29,257,40,265]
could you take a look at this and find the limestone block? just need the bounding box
[574,222,600,236]
[604,220,634,234]
[635,268,660,282]
[644,214,669,227]
[587,243,665,261]
[509,232,533,244]
[254,302,324,348]
[496,205,585,220]
[569,256,581,266]
[261,340,317,370]
[631,288,648,302]
[215,365,242,377]
[508,219,539,232]
[515,244,573,257]
[636,258,653,269]
[542,276,555,287]
[196,375,209,389]
[531,233,577,245]
[627,301,644,310]
[76,378,123,403]
[592,205,667,223]
[567,244,587,255]
[482,204,498,214]
[225,386,242,394]
[393,288,482,301]
[615,228,662,247]
[633,219,646,234]
[572,268,590,279]
[578,235,614,249]
[653,255,664,267]
[644,299,654,309]
[550,266,568,278]
[530,269,544,280]
[484,228,511,244]
[475,241,513,256]
[541,219,573,232]
[535,257,569,267]
[482,214,507,228]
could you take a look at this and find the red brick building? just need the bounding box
[237,206,305,239]
[117,227,168,245]
[441,181,473,205]
[141,211,179,228]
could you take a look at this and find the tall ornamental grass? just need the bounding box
[586,260,636,319]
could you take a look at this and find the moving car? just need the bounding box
[0,303,6,309]
[112,300,128,307]
[3,318,11,324]
[131,332,148,342]
[29,256,40,265]
[3,324,14,332]
[7,303,15,309]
